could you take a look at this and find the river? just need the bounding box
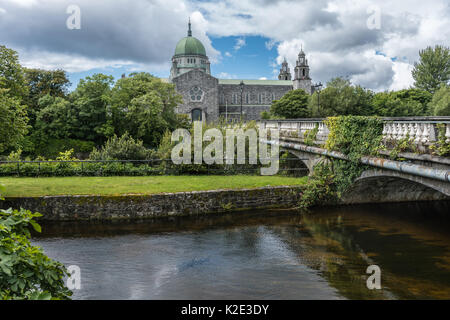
[32,201,450,300]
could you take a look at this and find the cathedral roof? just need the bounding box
[174,37,207,56]
[219,79,293,86]
[174,20,207,57]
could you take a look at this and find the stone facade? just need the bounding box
[173,70,219,122]
[169,22,315,122]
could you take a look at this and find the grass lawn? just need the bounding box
[0,175,307,197]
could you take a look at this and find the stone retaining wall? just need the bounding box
[1,186,303,221]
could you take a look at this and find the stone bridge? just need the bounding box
[260,117,450,204]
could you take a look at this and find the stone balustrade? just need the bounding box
[260,117,450,144]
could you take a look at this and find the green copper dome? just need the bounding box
[174,19,207,57]
[174,36,206,56]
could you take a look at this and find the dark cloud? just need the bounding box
[0,0,190,64]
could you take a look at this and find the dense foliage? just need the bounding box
[0,45,187,160]
[371,89,432,117]
[0,206,72,300]
[89,133,156,161]
[270,89,310,118]
[428,85,450,116]
[308,78,374,117]
[299,116,384,209]
[412,45,450,94]
[0,89,29,154]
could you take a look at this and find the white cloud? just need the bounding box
[225,51,232,57]
[389,61,414,91]
[234,38,246,51]
[265,39,277,50]
[216,72,237,79]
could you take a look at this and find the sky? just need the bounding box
[0,0,449,92]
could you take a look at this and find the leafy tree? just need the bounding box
[270,89,310,118]
[110,72,182,147]
[34,94,74,139]
[308,78,374,117]
[0,206,72,300]
[412,45,450,93]
[429,85,450,116]
[70,73,115,144]
[0,45,27,100]
[0,89,29,154]
[372,89,432,117]
[89,133,155,160]
[23,68,71,126]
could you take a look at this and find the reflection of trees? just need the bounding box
[270,218,389,300]
[272,214,450,299]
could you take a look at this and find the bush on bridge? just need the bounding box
[299,116,384,209]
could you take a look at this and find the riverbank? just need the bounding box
[1,186,303,221]
[0,175,307,197]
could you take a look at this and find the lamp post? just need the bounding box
[313,82,323,116]
[225,99,228,123]
[240,80,245,121]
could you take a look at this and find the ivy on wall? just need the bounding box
[299,116,384,210]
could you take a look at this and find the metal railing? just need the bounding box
[0,158,309,177]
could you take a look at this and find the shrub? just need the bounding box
[33,138,96,159]
[89,133,155,161]
[0,207,72,300]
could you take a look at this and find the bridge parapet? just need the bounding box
[260,117,450,144]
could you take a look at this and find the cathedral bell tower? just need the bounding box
[293,47,312,94]
[278,58,292,80]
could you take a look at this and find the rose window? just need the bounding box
[189,86,204,102]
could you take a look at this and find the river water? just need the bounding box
[32,201,450,300]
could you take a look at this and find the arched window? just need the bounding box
[302,69,305,77]
[246,93,249,104]
[192,109,202,122]
[259,93,265,104]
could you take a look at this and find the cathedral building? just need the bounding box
[168,21,314,122]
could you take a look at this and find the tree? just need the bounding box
[308,78,373,117]
[429,85,450,116]
[270,89,310,118]
[412,45,450,93]
[0,45,27,100]
[34,95,74,139]
[70,73,115,144]
[0,88,29,154]
[372,89,432,117]
[23,68,71,126]
[110,72,182,147]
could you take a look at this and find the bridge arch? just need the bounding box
[342,170,450,204]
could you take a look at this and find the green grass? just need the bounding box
[0,175,307,197]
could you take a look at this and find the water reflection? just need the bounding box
[33,201,450,300]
